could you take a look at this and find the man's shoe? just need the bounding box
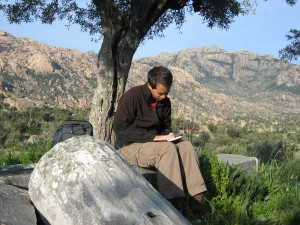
[168,197,183,210]
[188,193,210,217]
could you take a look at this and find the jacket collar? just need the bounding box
[142,83,152,102]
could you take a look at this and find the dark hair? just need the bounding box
[147,66,173,89]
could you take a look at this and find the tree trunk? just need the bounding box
[89,35,138,143]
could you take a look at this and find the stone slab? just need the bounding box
[0,163,35,189]
[217,153,258,173]
[0,184,37,225]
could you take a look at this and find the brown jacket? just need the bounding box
[113,83,172,149]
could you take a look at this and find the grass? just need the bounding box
[188,152,300,225]
[0,141,51,166]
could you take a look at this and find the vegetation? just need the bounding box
[0,102,300,224]
[196,153,300,225]
[0,104,90,165]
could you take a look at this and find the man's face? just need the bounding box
[148,83,170,101]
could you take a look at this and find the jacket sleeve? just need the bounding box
[113,91,155,143]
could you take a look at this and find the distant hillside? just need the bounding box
[128,47,300,123]
[1,30,300,124]
[0,30,97,108]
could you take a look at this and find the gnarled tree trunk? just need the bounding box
[89,36,137,143]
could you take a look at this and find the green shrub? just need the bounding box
[247,140,285,163]
[199,152,269,225]
[215,143,247,155]
[208,123,218,133]
[251,160,300,224]
[0,141,51,166]
[227,126,242,139]
[200,151,231,199]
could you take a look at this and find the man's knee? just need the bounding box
[156,142,179,160]
[177,141,195,153]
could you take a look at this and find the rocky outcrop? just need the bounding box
[0,30,97,108]
[28,135,190,225]
[129,47,300,122]
[1,30,300,121]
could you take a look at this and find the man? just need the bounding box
[113,66,208,216]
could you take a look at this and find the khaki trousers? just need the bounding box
[118,140,207,199]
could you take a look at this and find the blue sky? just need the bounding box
[0,1,299,62]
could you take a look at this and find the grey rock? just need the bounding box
[0,184,37,225]
[0,163,35,189]
[29,135,191,225]
[217,153,259,173]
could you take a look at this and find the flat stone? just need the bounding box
[0,164,35,189]
[0,184,37,225]
[217,153,258,173]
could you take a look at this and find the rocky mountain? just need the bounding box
[1,30,300,124]
[0,30,98,108]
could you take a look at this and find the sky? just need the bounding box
[0,1,299,63]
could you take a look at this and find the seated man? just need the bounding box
[113,66,208,216]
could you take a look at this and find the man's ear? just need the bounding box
[147,83,153,91]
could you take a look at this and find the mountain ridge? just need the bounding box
[1,30,299,124]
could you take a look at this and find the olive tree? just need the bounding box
[1,0,294,142]
[280,29,300,61]
[278,0,299,61]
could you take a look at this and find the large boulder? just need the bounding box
[29,135,190,225]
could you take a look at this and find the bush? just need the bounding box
[208,123,217,133]
[227,126,242,139]
[215,143,247,155]
[0,140,51,166]
[247,140,285,163]
[197,151,300,225]
[199,152,268,224]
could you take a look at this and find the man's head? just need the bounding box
[147,66,173,101]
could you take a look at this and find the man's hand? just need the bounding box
[153,133,175,142]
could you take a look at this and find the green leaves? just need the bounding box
[0,141,51,166]
[199,151,300,224]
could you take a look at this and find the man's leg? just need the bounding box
[175,141,207,196]
[176,141,209,216]
[118,142,185,200]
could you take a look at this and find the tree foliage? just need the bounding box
[279,29,300,61]
[278,0,300,61]
[0,0,246,38]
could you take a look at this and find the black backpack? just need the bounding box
[51,120,93,147]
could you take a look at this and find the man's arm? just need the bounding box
[113,88,156,143]
[113,121,155,143]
